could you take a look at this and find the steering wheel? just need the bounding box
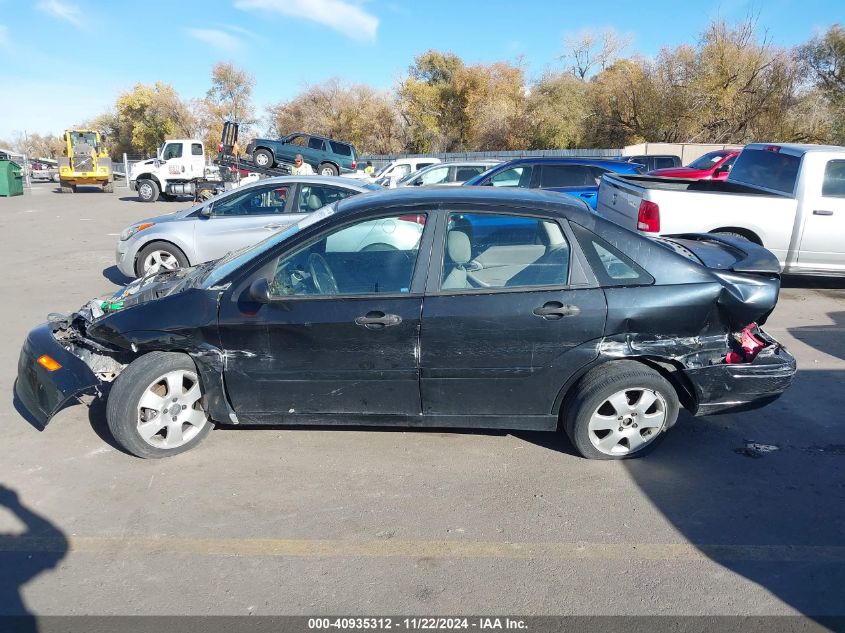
[308,253,339,295]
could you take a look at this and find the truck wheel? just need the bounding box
[135,241,189,277]
[59,182,74,193]
[52,173,60,183]
[106,352,212,459]
[137,179,159,203]
[319,162,339,176]
[563,361,679,460]
[253,149,274,168]
[103,181,114,193]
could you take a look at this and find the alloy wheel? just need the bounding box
[143,250,180,274]
[136,369,207,449]
[587,388,667,456]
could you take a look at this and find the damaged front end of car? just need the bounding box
[15,265,232,429]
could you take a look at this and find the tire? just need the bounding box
[563,361,679,460]
[103,181,114,193]
[135,241,189,277]
[713,230,755,243]
[137,178,159,203]
[106,352,213,459]
[52,173,60,183]
[59,181,74,194]
[318,162,339,176]
[253,149,274,168]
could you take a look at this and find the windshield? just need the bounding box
[202,204,338,287]
[687,151,729,170]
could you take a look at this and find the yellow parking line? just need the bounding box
[1,537,843,562]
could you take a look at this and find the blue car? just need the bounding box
[463,157,643,209]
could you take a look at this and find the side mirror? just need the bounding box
[248,277,271,304]
[199,204,212,217]
[413,179,423,186]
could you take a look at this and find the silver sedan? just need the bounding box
[116,176,380,278]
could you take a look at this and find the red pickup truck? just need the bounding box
[648,149,740,180]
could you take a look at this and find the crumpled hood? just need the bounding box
[108,267,200,309]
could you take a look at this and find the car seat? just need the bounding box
[441,231,472,290]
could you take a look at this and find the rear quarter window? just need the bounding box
[571,223,654,287]
[329,141,352,156]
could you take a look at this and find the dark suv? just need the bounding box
[246,133,358,176]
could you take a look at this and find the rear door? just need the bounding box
[419,210,607,426]
[797,158,845,271]
[193,183,295,263]
[306,136,327,167]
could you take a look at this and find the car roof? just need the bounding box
[289,132,353,147]
[744,142,845,154]
[333,185,594,222]
[489,156,635,168]
[228,175,374,193]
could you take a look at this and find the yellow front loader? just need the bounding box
[58,130,114,193]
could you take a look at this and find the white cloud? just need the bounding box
[187,28,242,53]
[235,0,378,42]
[36,0,84,28]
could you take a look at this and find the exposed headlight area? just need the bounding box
[119,222,155,241]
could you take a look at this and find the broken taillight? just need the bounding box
[637,200,660,232]
[725,323,767,364]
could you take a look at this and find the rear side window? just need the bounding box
[729,149,801,194]
[654,157,677,169]
[308,137,326,151]
[191,143,203,156]
[540,165,593,188]
[441,213,569,290]
[571,223,654,287]
[329,141,352,156]
[822,160,845,197]
[417,162,436,170]
[455,166,485,181]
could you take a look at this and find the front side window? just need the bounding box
[420,166,449,185]
[288,135,308,147]
[212,184,292,216]
[489,165,532,188]
[822,160,845,197]
[162,143,183,160]
[191,143,203,156]
[455,166,486,181]
[270,215,426,297]
[296,185,357,214]
[440,213,569,291]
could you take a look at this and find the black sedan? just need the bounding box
[15,187,795,459]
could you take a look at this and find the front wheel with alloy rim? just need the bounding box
[135,241,189,277]
[563,361,679,459]
[319,162,339,176]
[106,352,213,458]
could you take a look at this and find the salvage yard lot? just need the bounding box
[1,182,844,616]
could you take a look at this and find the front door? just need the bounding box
[193,182,296,263]
[797,158,845,272]
[161,142,190,180]
[217,212,431,421]
[420,211,607,424]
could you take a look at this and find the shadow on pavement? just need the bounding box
[102,265,132,287]
[0,484,68,628]
[781,275,845,291]
[623,367,845,618]
[789,311,845,362]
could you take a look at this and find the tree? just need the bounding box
[11,132,66,159]
[201,62,256,152]
[112,83,196,155]
[526,73,590,148]
[798,24,845,143]
[562,29,630,80]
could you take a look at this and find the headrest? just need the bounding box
[447,231,471,265]
[307,194,322,210]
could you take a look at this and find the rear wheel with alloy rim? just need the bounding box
[564,361,678,459]
[106,352,213,458]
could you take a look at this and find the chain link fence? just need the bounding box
[359,148,622,170]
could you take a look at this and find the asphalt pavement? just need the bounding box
[0,182,843,619]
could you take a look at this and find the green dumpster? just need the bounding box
[0,160,24,196]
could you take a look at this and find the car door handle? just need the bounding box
[579,192,596,198]
[355,312,402,329]
[263,224,282,230]
[813,210,834,216]
[533,302,581,320]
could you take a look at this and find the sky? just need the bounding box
[0,0,841,140]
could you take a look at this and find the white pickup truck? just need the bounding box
[596,143,845,275]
